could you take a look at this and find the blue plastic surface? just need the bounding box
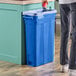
[23,10,56,67]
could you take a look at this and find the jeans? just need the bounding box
[60,3,76,69]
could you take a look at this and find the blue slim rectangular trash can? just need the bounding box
[23,9,56,67]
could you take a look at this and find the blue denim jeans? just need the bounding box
[60,3,76,69]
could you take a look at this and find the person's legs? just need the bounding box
[69,2,76,70]
[60,4,70,66]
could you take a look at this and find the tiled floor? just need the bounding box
[0,35,71,76]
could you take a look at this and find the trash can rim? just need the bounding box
[23,9,57,16]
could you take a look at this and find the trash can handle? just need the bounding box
[23,16,33,19]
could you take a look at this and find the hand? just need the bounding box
[42,0,48,8]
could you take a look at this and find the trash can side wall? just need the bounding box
[43,13,56,64]
[36,18,45,66]
[23,15,37,66]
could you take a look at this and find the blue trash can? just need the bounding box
[23,9,56,67]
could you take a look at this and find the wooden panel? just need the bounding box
[0,8,21,64]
